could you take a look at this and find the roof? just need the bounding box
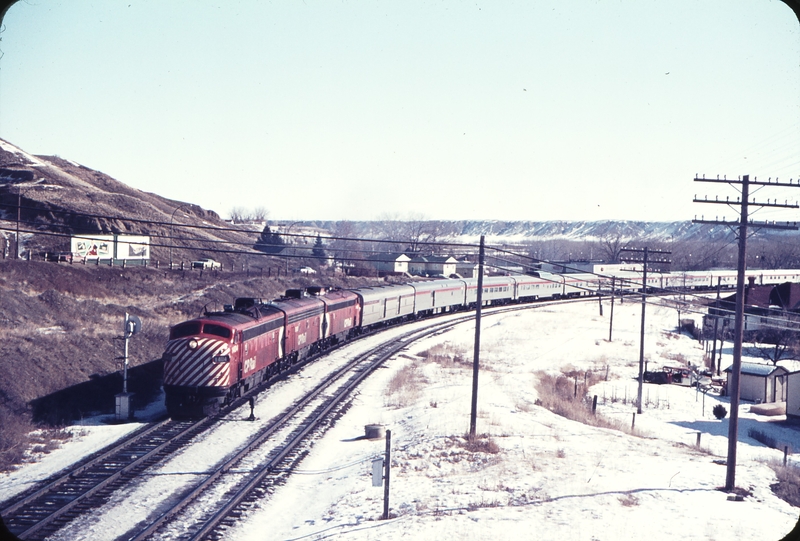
[723,362,788,377]
[422,256,457,263]
[719,282,800,311]
[366,253,410,262]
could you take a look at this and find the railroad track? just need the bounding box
[1,297,591,540]
[123,300,590,540]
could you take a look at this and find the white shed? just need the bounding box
[366,253,410,274]
[724,362,788,403]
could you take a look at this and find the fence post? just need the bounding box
[592,395,598,415]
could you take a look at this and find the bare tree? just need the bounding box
[757,239,800,269]
[402,213,437,253]
[252,206,269,222]
[229,206,248,224]
[748,326,800,365]
[330,221,362,268]
[375,212,406,251]
[593,232,629,263]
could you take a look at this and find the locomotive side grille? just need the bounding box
[163,337,231,388]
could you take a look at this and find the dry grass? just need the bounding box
[385,362,428,408]
[618,493,640,507]
[665,352,687,364]
[418,343,471,369]
[458,433,501,455]
[768,460,800,507]
[0,405,33,472]
[534,370,639,434]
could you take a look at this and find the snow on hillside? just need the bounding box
[302,219,778,245]
[2,300,800,540]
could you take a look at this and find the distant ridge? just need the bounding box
[300,219,779,245]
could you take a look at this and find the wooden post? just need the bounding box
[637,248,648,415]
[469,236,485,438]
[592,395,598,414]
[383,429,391,520]
[631,412,636,430]
[726,175,750,492]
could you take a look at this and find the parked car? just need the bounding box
[294,266,317,274]
[192,258,221,270]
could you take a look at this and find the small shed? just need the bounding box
[724,362,788,403]
[409,255,457,277]
[366,253,410,275]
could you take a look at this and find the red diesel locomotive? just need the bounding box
[163,288,360,417]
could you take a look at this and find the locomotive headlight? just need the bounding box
[188,339,199,350]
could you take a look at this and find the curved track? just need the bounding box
[1,297,591,540]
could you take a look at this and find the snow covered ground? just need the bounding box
[3,299,800,540]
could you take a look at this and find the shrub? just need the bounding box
[713,404,727,419]
[748,428,783,450]
[459,433,500,454]
[0,404,33,472]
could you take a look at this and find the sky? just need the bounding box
[1,1,799,223]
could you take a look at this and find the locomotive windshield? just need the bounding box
[169,321,232,340]
[203,324,232,339]
[170,322,201,339]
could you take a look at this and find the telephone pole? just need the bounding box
[620,247,671,415]
[469,235,485,438]
[694,174,799,492]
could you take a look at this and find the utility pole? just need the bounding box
[694,174,799,492]
[620,247,671,415]
[469,235,485,438]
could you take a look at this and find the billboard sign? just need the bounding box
[117,235,150,260]
[72,235,114,260]
[71,235,150,261]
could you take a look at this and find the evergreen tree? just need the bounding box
[312,234,326,259]
[254,225,285,254]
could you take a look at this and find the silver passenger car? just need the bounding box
[354,284,416,327]
[408,279,467,315]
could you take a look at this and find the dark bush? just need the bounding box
[713,404,727,419]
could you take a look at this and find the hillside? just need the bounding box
[0,138,384,470]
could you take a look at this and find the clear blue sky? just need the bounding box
[1,1,799,222]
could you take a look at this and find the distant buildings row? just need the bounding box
[364,253,478,278]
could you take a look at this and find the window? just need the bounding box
[171,322,201,339]
[204,324,232,339]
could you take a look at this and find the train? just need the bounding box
[161,267,800,417]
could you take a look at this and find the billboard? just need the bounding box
[116,236,150,260]
[71,235,150,261]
